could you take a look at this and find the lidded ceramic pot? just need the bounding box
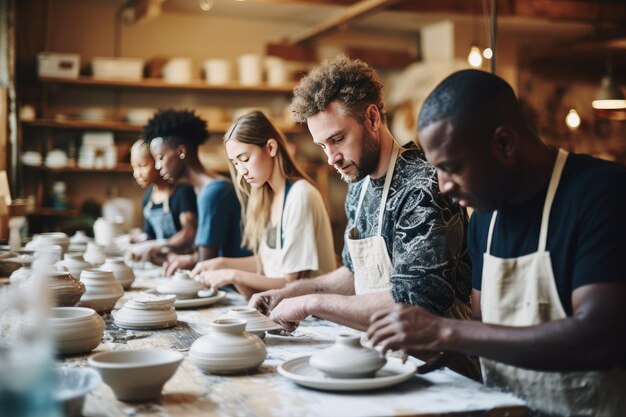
[309,334,387,379]
[156,269,205,299]
[49,270,87,307]
[58,253,92,280]
[189,319,266,374]
[77,268,124,313]
[49,307,105,355]
[114,293,177,330]
[83,242,106,267]
[220,307,282,339]
[101,257,135,290]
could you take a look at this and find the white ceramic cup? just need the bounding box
[203,59,231,85]
[238,54,262,86]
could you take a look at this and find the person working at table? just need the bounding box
[190,111,336,299]
[128,138,198,264]
[250,56,479,380]
[144,109,251,276]
[368,69,626,416]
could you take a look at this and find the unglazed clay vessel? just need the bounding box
[50,307,105,355]
[58,253,92,280]
[309,334,387,379]
[156,269,205,299]
[220,307,282,339]
[78,268,124,313]
[49,271,87,307]
[114,294,178,330]
[101,257,135,290]
[26,232,70,253]
[83,242,106,267]
[88,349,183,402]
[189,319,266,374]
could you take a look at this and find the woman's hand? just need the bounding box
[199,268,238,291]
[190,257,227,278]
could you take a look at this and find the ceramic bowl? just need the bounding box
[50,307,105,355]
[114,306,177,330]
[101,257,135,290]
[88,349,184,402]
[309,334,387,379]
[54,367,101,417]
[189,319,266,374]
[126,293,177,310]
[156,270,205,299]
[0,259,22,277]
[220,307,282,339]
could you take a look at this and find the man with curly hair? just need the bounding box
[250,56,478,379]
[144,109,250,275]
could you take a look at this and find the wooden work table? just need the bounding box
[59,268,528,417]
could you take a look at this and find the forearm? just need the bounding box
[234,271,288,292]
[304,266,356,295]
[165,228,195,252]
[222,256,258,273]
[308,291,395,332]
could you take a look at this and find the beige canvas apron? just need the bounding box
[347,143,399,295]
[480,148,626,416]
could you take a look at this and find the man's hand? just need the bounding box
[248,280,313,315]
[269,295,317,333]
[190,257,226,278]
[367,303,445,355]
[199,268,237,291]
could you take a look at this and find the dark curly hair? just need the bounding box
[143,109,209,151]
[289,55,386,124]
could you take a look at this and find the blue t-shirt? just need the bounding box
[141,184,197,239]
[469,153,626,315]
[195,179,250,257]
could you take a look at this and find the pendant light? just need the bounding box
[565,109,581,130]
[468,45,483,68]
[592,70,626,110]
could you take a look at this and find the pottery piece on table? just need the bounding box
[26,232,70,253]
[0,259,23,277]
[93,217,124,249]
[49,271,87,307]
[88,349,183,402]
[54,367,101,417]
[309,334,387,379]
[156,269,205,299]
[77,268,124,313]
[58,253,92,280]
[114,306,177,330]
[126,292,177,310]
[101,257,135,290]
[69,231,92,245]
[9,266,32,284]
[83,243,106,267]
[189,319,266,374]
[50,307,105,355]
[220,307,282,339]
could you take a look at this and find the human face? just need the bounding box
[225,139,274,188]
[419,120,510,213]
[130,150,159,188]
[149,137,185,184]
[307,101,379,183]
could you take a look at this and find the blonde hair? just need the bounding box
[224,111,314,252]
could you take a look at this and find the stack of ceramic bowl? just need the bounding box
[58,253,92,280]
[220,307,282,339]
[100,257,135,290]
[83,242,106,267]
[50,307,106,355]
[78,269,124,314]
[114,293,177,330]
[156,270,205,299]
[309,334,387,379]
[189,318,266,374]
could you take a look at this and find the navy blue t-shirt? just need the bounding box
[141,184,197,239]
[195,179,250,258]
[469,153,626,315]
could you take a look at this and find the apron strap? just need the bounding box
[538,148,568,252]
[486,210,498,255]
[276,180,294,250]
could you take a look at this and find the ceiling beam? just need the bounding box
[288,0,403,45]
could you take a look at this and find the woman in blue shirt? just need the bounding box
[144,109,249,276]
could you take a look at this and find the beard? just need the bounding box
[334,132,380,183]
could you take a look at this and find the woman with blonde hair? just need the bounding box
[191,111,336,299]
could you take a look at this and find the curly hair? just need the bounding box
[143,109,209,151]
[289,55,386,124]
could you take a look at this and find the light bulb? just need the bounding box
[198,0,214,11]
[468,46,483,68]
[565,109,581,130]
[483,48,493,59]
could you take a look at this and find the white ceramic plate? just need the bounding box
[277,356,416,391]
[173,291,226,309]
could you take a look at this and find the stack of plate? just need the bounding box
[50,307,105,355]
[114,293,177,330]
[220,307,282,339]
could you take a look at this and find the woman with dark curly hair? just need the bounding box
[144,109,250,275]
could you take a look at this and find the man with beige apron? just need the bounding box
[480,149,626,416]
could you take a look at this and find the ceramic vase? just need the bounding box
[78,268,124,313]
[220,307,282,339]
[49,270,87,307]
[101,257,135,290]
[156,269,205,299]
[309,334,387,379]
[93,217,124,249]
[58,253,92,280]
[50,307,105,355]
[189,319,266,374]
[83,242,106,267]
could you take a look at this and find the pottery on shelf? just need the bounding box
[220,307,282,339]
[156,269,205,299]
[88,349,183,402]
[50,307,105,355]
[83,242,106,267]
[77,268,124,313]
[114,294,177,330]
[101,257,135,290]
[309,334,387,379]
[189,319,266,374]
[49,270,87,307]
[58,253,92,280]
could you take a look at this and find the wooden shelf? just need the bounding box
[40,76,298,94]
[21,118,306,134]
[24,163,134,173]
